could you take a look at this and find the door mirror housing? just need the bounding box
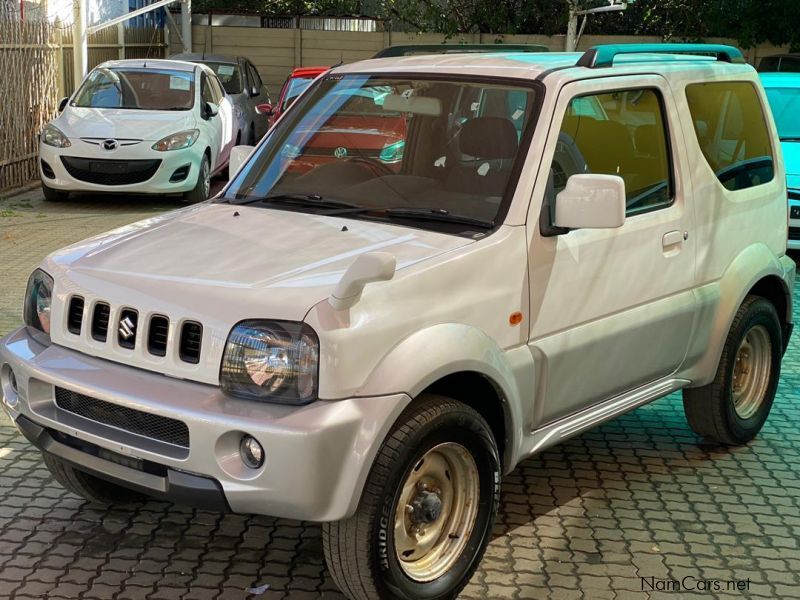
[57,97,69,112]
[553,174,626,230]
[255,102,273,116]
[229,145,255,176]
[203,101,219,119]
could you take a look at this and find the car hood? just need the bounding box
[44,203,474,323]
[55,106,197,141]
[782,140,800,177]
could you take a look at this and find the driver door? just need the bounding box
[527,75,697,426]
[199,73,223,171]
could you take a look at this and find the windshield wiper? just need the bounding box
[781,137,800,142]
[231,193,367,212]
[383,207,494,229]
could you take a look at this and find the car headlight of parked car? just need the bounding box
[379,140,405,164]
[41,124,71,148]
[23,269,54,341]
[220,320,319,404]
[151,129,200,151]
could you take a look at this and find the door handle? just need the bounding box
[662,230,685,248]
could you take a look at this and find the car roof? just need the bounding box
[334,50,750,82]
[291,66,328,78]
[96,58,199,72]
[171,53,241,65]
[759,72,800,87]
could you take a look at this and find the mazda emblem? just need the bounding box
[333,146,348,159]
[102,139,118,151]
[119,316,135,340]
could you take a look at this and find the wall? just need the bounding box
[170,25,791,95]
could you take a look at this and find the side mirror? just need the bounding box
[58,97,69,112]
[553,174,626,230]
[229,145,255,177]
[251,86,259,97]
[203,101,219,119]
[329,252,396,310]
[255,102,273,116]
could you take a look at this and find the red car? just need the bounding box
[274,66,329,120]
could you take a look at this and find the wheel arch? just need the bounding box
[683,245,794,386]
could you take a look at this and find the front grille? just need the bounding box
[60,156,161,185]
[179,321,203,364]
[148,315,169,357]
[67,296,84,335]
[789,227,800,241]
[55,387,190,448]
[91,302,111,341]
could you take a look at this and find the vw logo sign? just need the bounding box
[102,139,118,151]
[119,316,136,340]
[333,146,348,159]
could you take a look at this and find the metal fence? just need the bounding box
[0,17,60,192]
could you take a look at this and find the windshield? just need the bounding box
[204,61,242,94]
[73,68,195,110]
[765,87,800,140]
[281,76,315,112]
[224,74,537,234]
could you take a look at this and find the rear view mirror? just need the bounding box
[554,174,626,230]
[229,145,255,177]
[256,103,273,116]
[382,94,441,116]
[58,97,69,112]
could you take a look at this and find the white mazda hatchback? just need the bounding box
[39,59,235,203]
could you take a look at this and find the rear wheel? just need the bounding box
[43,453,144,505]
[41,182,69,202]
[183,154,211,204]
[683,296,782,445]
[323,395,500,600]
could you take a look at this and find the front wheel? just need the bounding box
[183,154,211,204]
[43,453,144,505]
[683,295,782,445]
[323,395,500,600]
[41,182,69,202]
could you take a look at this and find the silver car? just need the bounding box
[172,53,272,145]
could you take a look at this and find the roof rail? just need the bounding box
[373,44,548,59]
[577,43,746,69]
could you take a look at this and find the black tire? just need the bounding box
[42,453,144,505]
[183,153,211,204]
[323,395,500,600]
[683,295,782,445]
[41,182,69,202]
[248,125,256,146]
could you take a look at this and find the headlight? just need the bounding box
[220,320,319,404]
[41,124,71,148]
[379,140,405,164]
[23,269,54,339]
[151,129,200,151]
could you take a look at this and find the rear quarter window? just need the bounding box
[685,81,775,191]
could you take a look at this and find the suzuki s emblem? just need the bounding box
[333,146,348,159]
[102,139,118,151]
[119,316,136,340]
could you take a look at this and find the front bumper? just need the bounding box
[1,327,410,521]
[39,140,203,195]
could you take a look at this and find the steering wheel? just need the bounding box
[346,156,394,177]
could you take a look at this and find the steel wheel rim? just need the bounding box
[201,159,210,198]
[393,442,480,582]
[732,325,772,419]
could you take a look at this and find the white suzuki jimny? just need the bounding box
[1,44,794,600]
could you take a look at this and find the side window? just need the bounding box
[209,76,224,103]
[685,81,774,191]
[248,63,263,93]
[548,88,672,216]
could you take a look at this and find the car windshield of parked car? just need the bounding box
[72,68,195,110]
[203,62,242,94]
[765,86,800,140]
[281,77,315,112]
[224,74,537,234]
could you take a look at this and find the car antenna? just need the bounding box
[143,22,159,68]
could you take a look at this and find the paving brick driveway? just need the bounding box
[1,188,800,599]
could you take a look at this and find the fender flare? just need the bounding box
[357,323,527,470]
[684,245,793,387]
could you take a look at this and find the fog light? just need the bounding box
[240,435,264,469]
[8,370,17,394]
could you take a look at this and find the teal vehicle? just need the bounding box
[761,73,800,249]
